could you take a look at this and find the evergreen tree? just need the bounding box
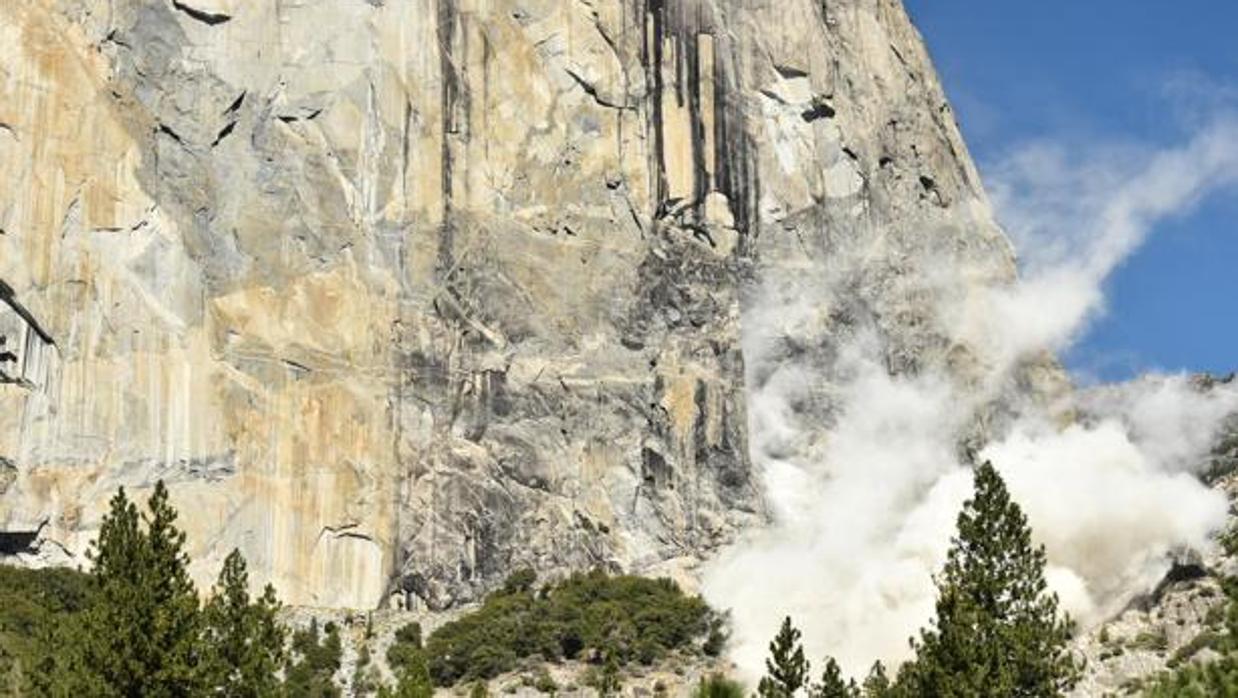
[352,643,380,696]
[860,661,890,697]
[50,482,205,696]
[811,657,857,698]
[202,549,285,697]
[29,482,298,696]
[386,648,433,698]
[383,620,431,697]
[758,616,810,697]
[896,462,1080,697]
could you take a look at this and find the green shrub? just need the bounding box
[1142,573,1238,695]
[1130,628,1169,654]
[582,652,621,696]
[526,666,557,693]
[353,644,382,695]
[1168,630,1222,669]
[694,673,745,698]
[382,618,433,698]
[424,569,720,686]
[502,568,537,595]
[284,619,343,697]
[393,621,422,648]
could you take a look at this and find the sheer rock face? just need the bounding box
[0,0,1031,608]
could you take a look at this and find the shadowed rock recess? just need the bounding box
[0,0,1041,610]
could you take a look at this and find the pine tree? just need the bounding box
[811,657,857,698]
[860,661,890,697]
[383,620,431,697]
[31,482,300,695]
[48,482,206,696]
[202,549,286,697]
[386,648,433,698]
[142,480,206,693]
[897,462,1080,697]
[758,616,810,697]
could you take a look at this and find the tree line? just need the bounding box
[23,483,290,696]
[3,460,1230,696]
[0,481,443,697]
[0,480,723,696]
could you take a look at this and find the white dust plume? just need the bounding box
[704,116,1238,680]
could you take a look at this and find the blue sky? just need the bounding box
[904,2,1238,381]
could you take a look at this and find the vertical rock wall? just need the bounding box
[0,0,1041,609]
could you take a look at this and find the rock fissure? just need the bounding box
[170,0,231,26]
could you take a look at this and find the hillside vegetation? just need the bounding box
[6,463,1229,696]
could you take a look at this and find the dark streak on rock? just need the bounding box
[282,358,311,375]
[211,120,236,147]
[774,63,809,79]
[685,27,709,223]
[157,122,184,144]
[223,91,246,115]
[275,108,322,124]
[0,281,54,346]
[103,29,132,49]
[758,88,786,104]
[685,222,716,248]
[711,34,760,250]
[801,99,835,122]
[437,0,467,274]
[890,44,907,66]
[401,99,412,205]
[640,0,759,246]
[565,68,634,111]
[644,0,669,207]
[171,0,231,26]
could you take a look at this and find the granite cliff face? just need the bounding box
[0,0,1035,609]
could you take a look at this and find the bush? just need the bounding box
[1168,630,1222,669]
[1131,628,1170,653]
[1143,575,1238,696]
[694,673,745,698]
[284,619,343,697]
[383,619,433,698]
[530,666,558,693]
[424,569,720,685]
[393,621,422,648]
